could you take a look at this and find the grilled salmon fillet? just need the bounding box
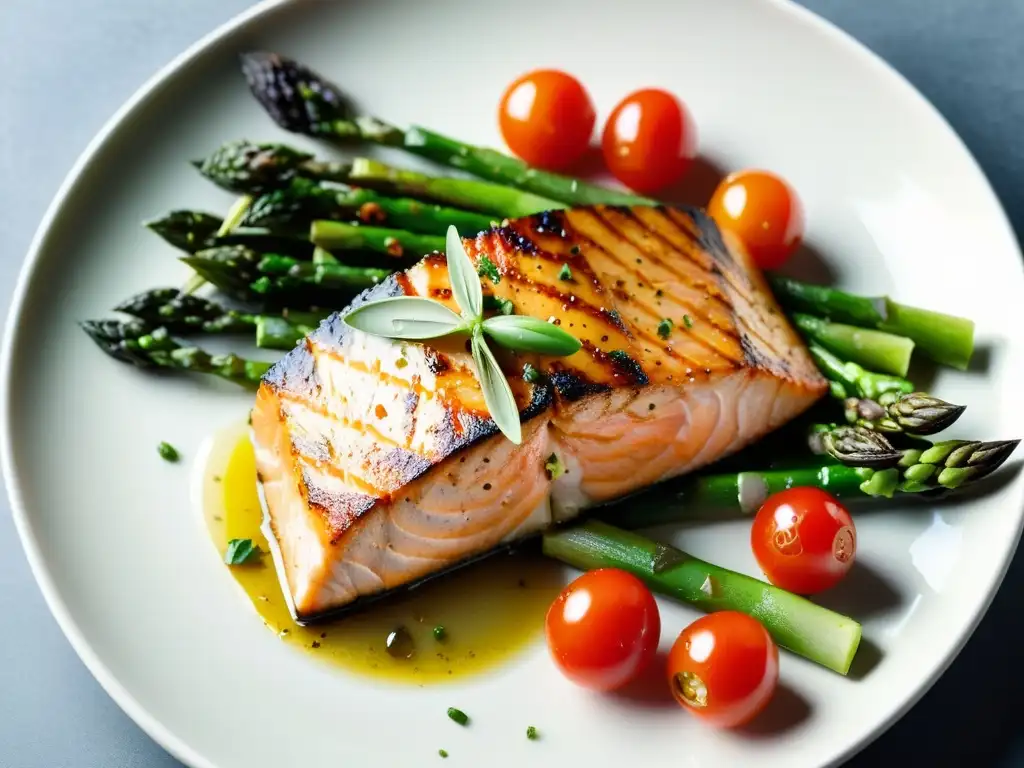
[251,205,827,622]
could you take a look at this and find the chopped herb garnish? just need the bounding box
[526,726,539,741]
[557,263,573,281]
[569,245,580,255]
[157,441,179,462]
[606,309,622,323]
[483,295,515,315]
[657,318,673,339]
[395,357,409,369]
[477,255,501,284]
[655,289,664,297]
[523,363,541,383]
[683,314,694,329]
[447,707,469,726]
[433,625,447,641]
[224,538,260,566]
[439,749,449,758]
[544,453,565,480]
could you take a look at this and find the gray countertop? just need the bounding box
[1,1,1022,766]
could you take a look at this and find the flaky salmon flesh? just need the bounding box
[251,205,828,622]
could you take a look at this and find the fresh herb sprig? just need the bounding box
[344,227,581,443]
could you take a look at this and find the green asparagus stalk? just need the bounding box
[599,436,1019,528]
[244,177,497,234]
[310,220,443,259]
[793,313,914,377]
[192,139,351,194]
[113,288,327,350]
[542,521,862,675]
[180,246,390,307]
[145,210,223,252]
[240,51,650,207]
[808,343,913,400]
[346,158,561,218]
[80,321,271,388]
[770,276,975,370]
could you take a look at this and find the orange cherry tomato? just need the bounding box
[545,568,661,691]
[601,88,698,195]
[751,486,856,595]
[667,611,779,728]
[499,69,596,171]
[707,169,805,270]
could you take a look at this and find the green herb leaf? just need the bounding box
[447,707,470,726]
[481,315,581,356]
[439,749,449,758]
[483,295,515,315]
[225,538,261,566]
[557,263,573,281]
[523,363,541,383]
[477,255,501,285]
[471,330,521,445]
[446,225,482,319]
[544,453,565,480]
[344,296,464,340]
[683,314,693,329]
[157,441,180,462]
[526,726,539,741]
[657,318,673,339]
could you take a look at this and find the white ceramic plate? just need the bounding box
[4,0,1023,765]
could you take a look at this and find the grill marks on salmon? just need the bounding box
[251,205,827,621]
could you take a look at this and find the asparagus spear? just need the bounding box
[346,158,561,218]
[113,288,327,350]
[600,436,1020,528]
[80,321,271,388]
[244,177,497,234]
[793,313,914,377]
[145,210,223,252]
[809,345,965,435]
[770,276,975,370]
[240,51,650,207]
[543,521,862,675]
[192,139,351,194]
[310,220,443,259]
[180,245,390,307]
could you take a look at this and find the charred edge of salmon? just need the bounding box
[289,537,541,625]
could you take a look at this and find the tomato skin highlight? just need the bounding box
[544,568,661,691]
[707,169,805,270]
[601,88,698,194]
[499,69,596,171]
[751,486,856,595]
[667,611,779,728]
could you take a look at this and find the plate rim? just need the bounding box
[2,1,1021,766]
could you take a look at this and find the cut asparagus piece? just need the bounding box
[542,521,862,675]
[239,51,652,207]
[599,433,1019,529]
[346,158,561,218]
[769,276,975,370]
[80,322,271,388]
[310,220,443,259]
[793,313,914,377]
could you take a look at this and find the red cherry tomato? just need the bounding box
[601,88,698,195]
[545,568,661,691]
[499,70,596,171]
[751,486,856,595]
[707,169,805,270]
[667,611,779,728]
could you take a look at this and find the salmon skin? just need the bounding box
[251,204,828,623]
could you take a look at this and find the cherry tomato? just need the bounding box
[601,88,698,195]
[545,568,661,691]
[499,70,596,171]
[707,169,805,270]
[750,486,856,595]
[667,611,779,728]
